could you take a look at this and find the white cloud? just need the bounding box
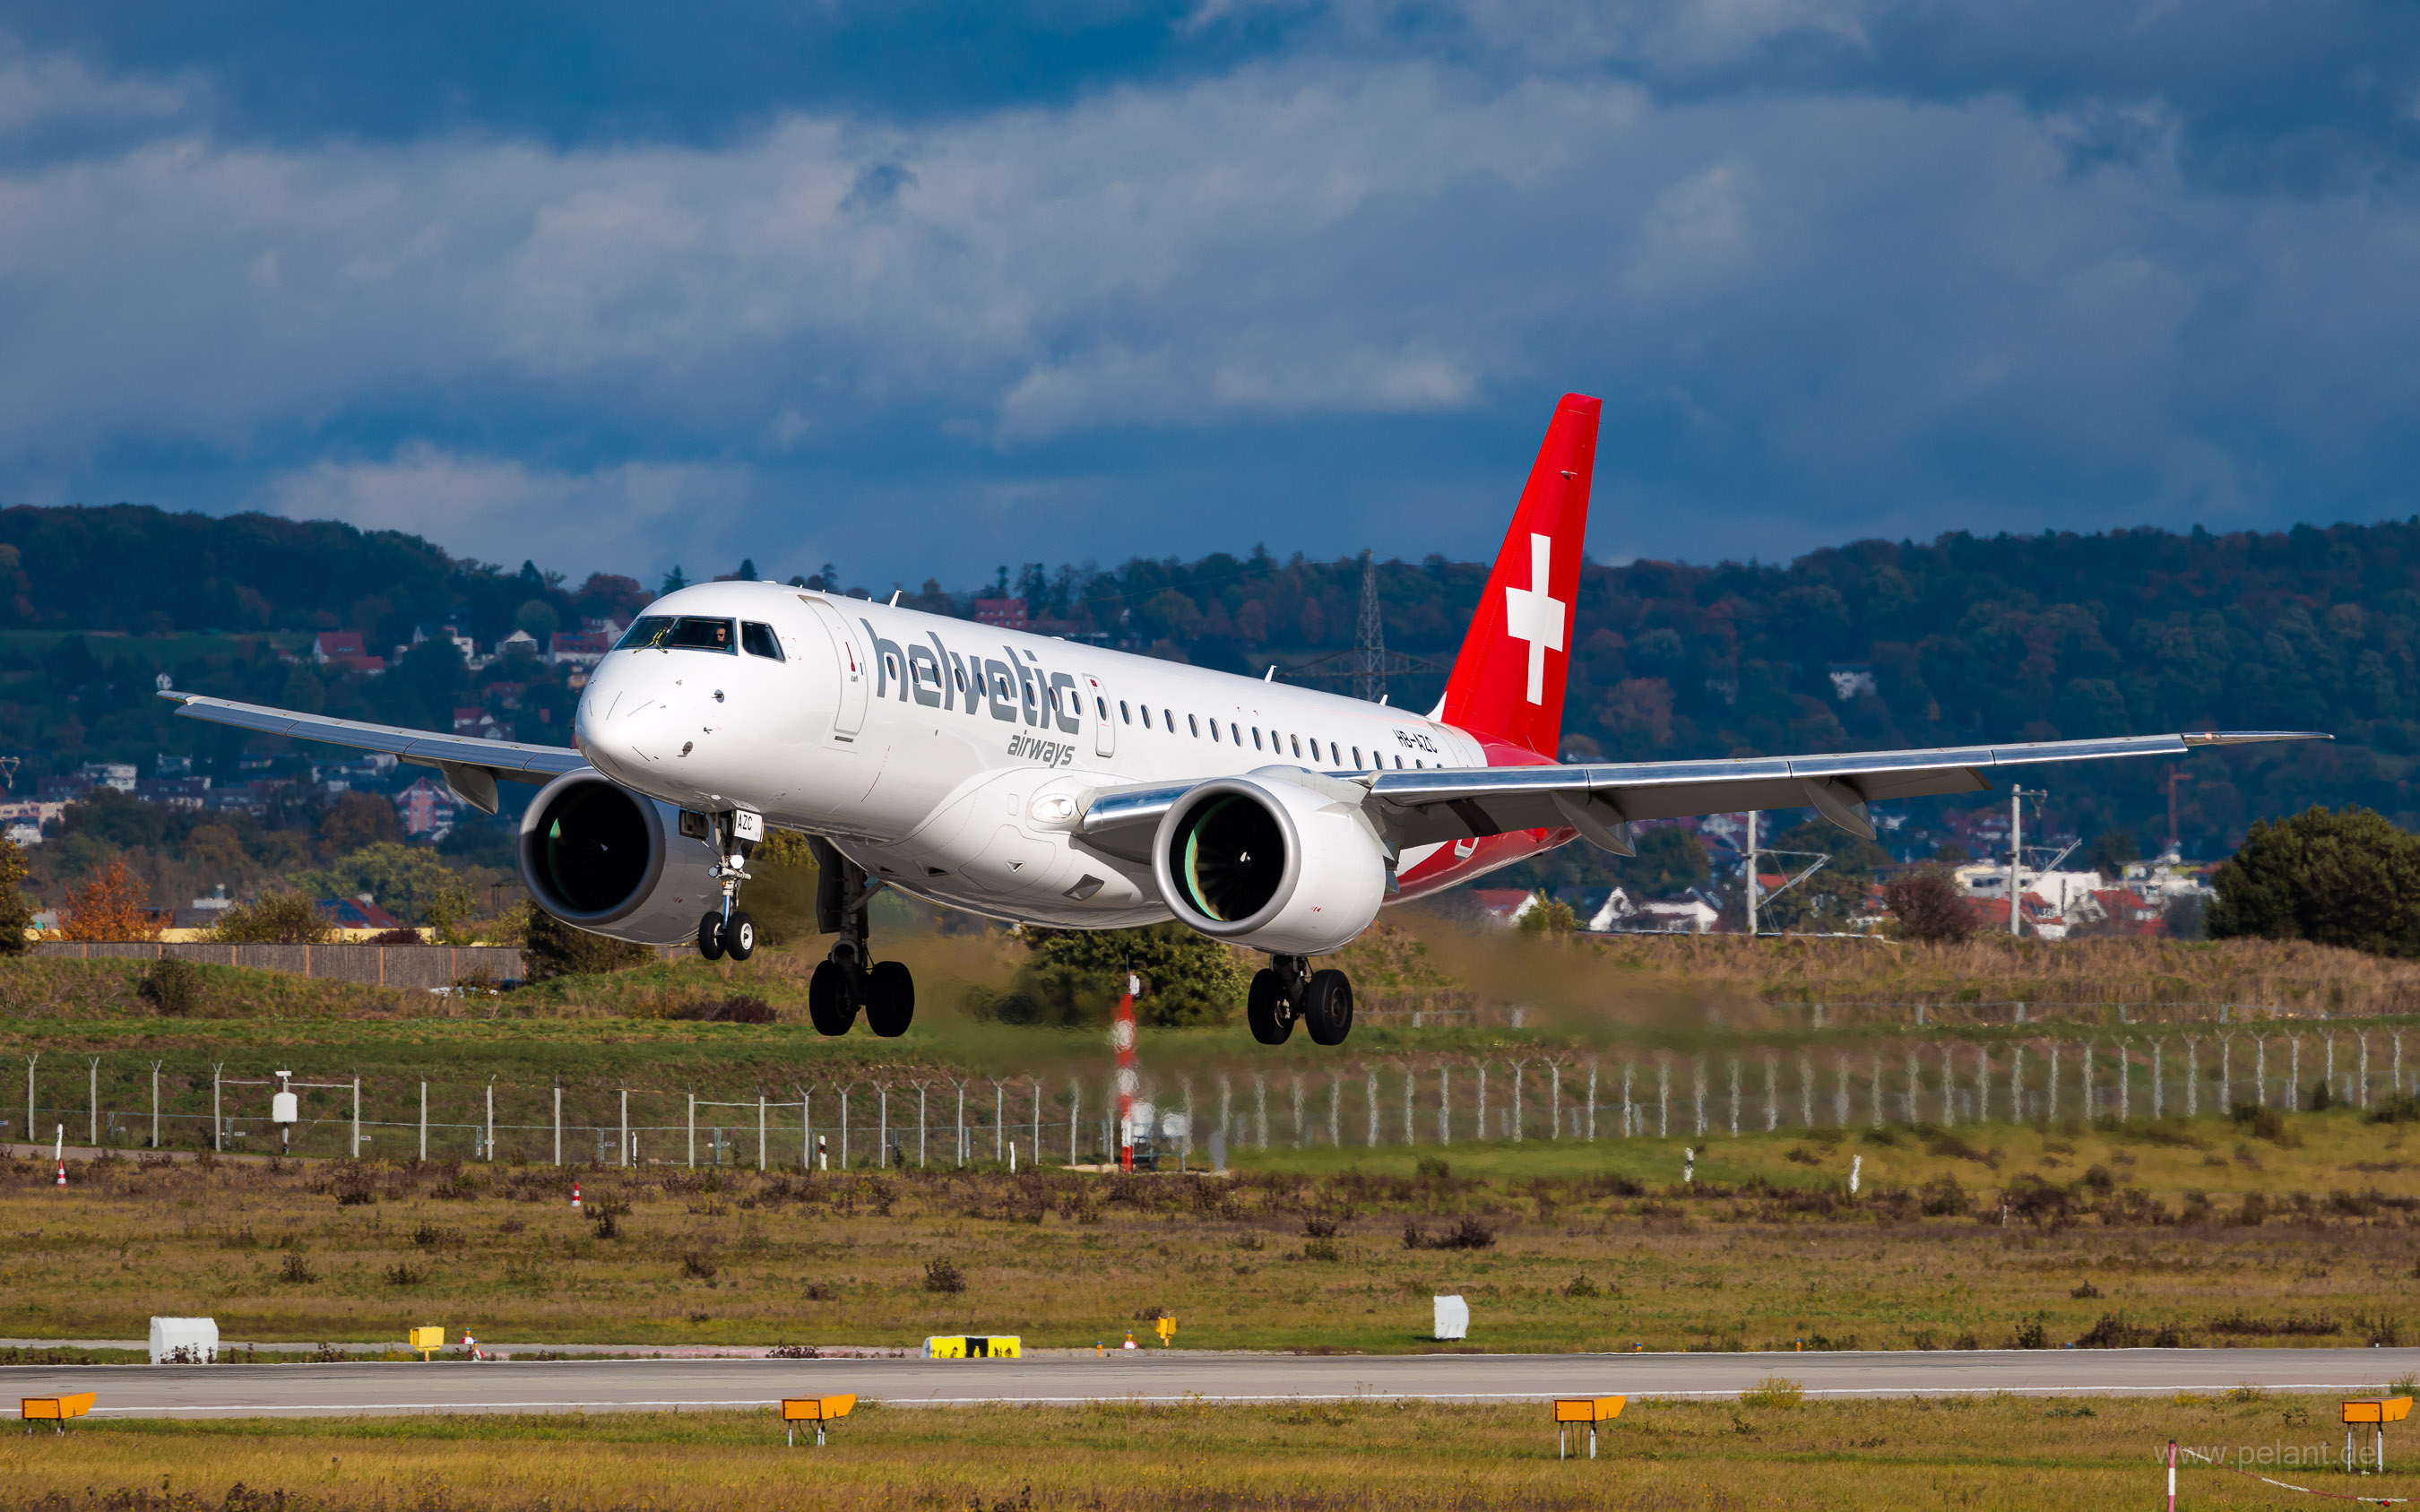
[268,444,754,579]
[0,29,2415,574]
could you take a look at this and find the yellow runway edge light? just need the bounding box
[409,1326,445,1361]
[1553,1396,1625,1461]
[21,1393,94,1433]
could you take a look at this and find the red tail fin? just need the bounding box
[1437,393,1598,759]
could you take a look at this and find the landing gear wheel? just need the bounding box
[696,912,726,961]
[1248,968,1293,1045]
[724,910,756,962]
[865,961,915,1037]
[1304,968,1353,1046]
[808,960,857,1036]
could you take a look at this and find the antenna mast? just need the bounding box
[1354,550,1386,704]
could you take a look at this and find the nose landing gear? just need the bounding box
[804,837,915,1038]
[695,809,759,962]
[1248,955,1355,1046]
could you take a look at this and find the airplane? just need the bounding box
[160,393,2325,1046]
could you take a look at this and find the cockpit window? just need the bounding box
[740,622,783,661]
[618,616,738,653]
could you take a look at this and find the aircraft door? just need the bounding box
[1085,675,1115,758]
[800,598,869,739]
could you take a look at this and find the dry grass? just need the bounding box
[0,1395,2397,1510]
[1494,932,2420,1024]
[4,1106,2420,1352]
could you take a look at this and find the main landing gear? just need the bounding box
[1248,955,1353,1047]
[696,811,758,963]
[802,837,915,1039]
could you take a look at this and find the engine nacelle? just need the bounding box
[1151,771,1388,956]
[517,770,719,946]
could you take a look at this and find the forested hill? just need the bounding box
[3,503,2412,855]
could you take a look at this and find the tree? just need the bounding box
[1758,819,1893,933]
[294,842,477,930]
[1885,868,1976,944]
[2208,806,2420,956]
[0,839,36,955]
[973,922,1250,1028]
[2088,830,2140,878]
[1609,826,1711,898]
[523,908,655,981]
[57,859,158,941]
[514,598,561,641]
[1518,892,1578,934]
[320,791,403,855]
[660,566,688,596]
[211,892,337,944]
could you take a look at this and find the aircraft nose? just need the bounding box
[573,670,662,784]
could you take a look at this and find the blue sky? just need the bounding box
[2,2,2417,589]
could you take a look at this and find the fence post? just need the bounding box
[88,1058,97,1147]
[877,1085,890,1167]
[759,1094,768,1171]
[1365,1066,1379,1146]
[1760,1051,1775,1134]
[1657,1056,1670,1140]
[622,1088,631,1167]
[1438,1066,1451,1145]
[1586,1061,1597,1141]
[994,1080,1005,1162]
[350,1076,359,1158]
[1724,1057,1736,1138]
[687,1093,696,1168]
[1327,1072,1342,1147]
[2183,1036,2198,1117]
[1476,1063,1490,1144]
[1399,1064,1413,1146]
[1692,1058,1707,1138]
[25,1052,37,1151]
[800,1085,812,1168]
[2119,1041,2131,1122]
[2291,1037,2302,1110]
[840,1087,851,1169]
[151,1062,161,1150]
[1291,1073,1305,1148]
[485,1081,495,1162]
[419,1081,428,1162]
[552,1084,561,1167]
[1032,1076,1043,1162]
[2221,1034,2233,1111]
[913,1085,924,1169]
[1940,1045,1956,1127]
[1255,1073,1270,1150]
[1067,1079,1077,1166]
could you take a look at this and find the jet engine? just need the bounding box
[1151,772,1388,955]
[517,770,721,946]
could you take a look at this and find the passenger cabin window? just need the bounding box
[1352,747,1362,768]
[739,621,784,661]
[1188,714,1200,737]
[1252,729,1264,750]
[618,616,738,653]
[1290,734,1301,758]
[1163,708,1173,731]
[1209,720,1222,742]
[1095,696,1108,721]
[1120,700,1132,724]
[1140,705,1153,730]
[1231,721,1241,743]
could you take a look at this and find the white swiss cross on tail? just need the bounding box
[1502,532,1564,705]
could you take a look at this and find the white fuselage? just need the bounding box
[572,583,1508,929]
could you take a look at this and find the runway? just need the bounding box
[7,1347,2417,1419]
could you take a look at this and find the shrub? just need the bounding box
[1403,1216,1496,1251]
[212,892,336,945]
[1302,1216,1339,1240]
[2009,1318,2052,1350]
[523,908,655,981]
[665,995,778,1024]
[923,1257,967,1294]
[1917,1173,1969,1217]
[1738,1376,1803,1409]
[278,1251,317,1285]
[1563,1274,1601,1299]
[137,957,204,1015]
[681,1252,719,1283]
[970,920,1250,1028]
[384,1262,427,1286]
[2070,1281,2103,1300]
[0,839,33,955]
[364,927,423,945]
[1884,869,1975,944]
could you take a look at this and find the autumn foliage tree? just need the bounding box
[56,859,160,941]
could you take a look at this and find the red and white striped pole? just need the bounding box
[52,1124,64,1187]
[1113,972,1139,1173]
[571,1181,582,1209]
[2166,1439,2176,1511]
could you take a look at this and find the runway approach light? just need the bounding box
[1434,1295,1469,1341]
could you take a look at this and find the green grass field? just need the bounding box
[0,1394,2407,1510]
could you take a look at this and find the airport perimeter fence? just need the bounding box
[11,1023,2420,1173]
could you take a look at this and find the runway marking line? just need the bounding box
[78,1383,2411,1416]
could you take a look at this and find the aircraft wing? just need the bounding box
[157,691,586,814]
[1077,730,2329,860]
